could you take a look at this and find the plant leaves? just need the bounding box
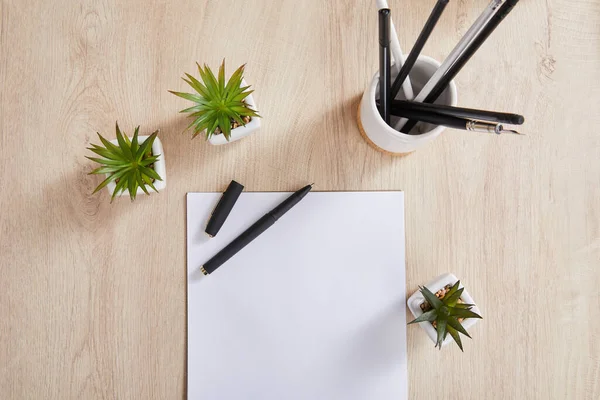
[115,122,133,160]
[446,316,472,338]
[142,174,159,193]
[131,126,139,155]
[127,170,138,201]
[136,130,158,162]
[419,286,443,310]
[175,62,259,141]
[445,280,460,298]
[135,169,150,196]
[225,64,245,94]
[230,89,253,103]
[179,105,205,114]
[169,90,205,103]
[453,303,475,309]
[140,155,159,167]
[86,146,125,161]
[89,165,124,175]
[218,59,225,94]
[435,317,447,349]
[446,326,464,352]
[183,74,210,98]
[92,174,118,194]
[96,132,125,158]
[85,156,126,166]
[444,287,464,307]
[408,309,437,324]
[219,113,231,141]
[111,176,128,203]
[198,63,220,99]
[140,165,162,181]
[448,308,483,320]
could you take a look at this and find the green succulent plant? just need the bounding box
[408,281,482,351]
[87,122,162,202]
[169,60,259,141]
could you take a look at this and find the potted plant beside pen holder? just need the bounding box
[357,55,457,155]
[407,273,482,351]
[87,122,166,202]
[170,60,261,145]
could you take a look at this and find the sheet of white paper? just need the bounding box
[187,192,407,400]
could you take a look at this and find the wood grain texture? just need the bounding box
[1,0,599,398]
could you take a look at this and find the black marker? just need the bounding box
[200,184,313,276]
[379,8,391,124]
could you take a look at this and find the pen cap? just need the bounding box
[378,9,391,47]
[205,180,244,237]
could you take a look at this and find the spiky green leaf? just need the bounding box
[448,308,483,320]
[420,286,443,310]
[453,303,475,309]
[136,130,158,162]
[169,90,205,103]
[115,123,133,160]
[435,317,447,349]
[444,287,465,307]
[446,316,472,339]
[446,326,464,352]
[408,309,437,324]
[445,281,460,298]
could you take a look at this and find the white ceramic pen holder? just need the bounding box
[358,56,458,155]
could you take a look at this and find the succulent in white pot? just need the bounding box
[407,273,482,351]
[170,60,260,145]
[87,122,166,202]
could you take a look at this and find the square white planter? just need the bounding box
[106,135,167,198]
[208,79,261,145]
[407,273,481,348]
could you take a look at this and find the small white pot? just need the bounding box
[357,56,458,155]
[106,135,167,198]
[208,79,261,145]
[407,273,481,348]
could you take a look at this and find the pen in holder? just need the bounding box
[358,55,458,155]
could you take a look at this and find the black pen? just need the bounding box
[389,107,521,134]
[200,184,313,275]
[382,99,525,125]
[389,0,449,101]
[379,9,391,124]
[401,0,520,134]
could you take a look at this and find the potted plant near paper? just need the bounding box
[170,60,260,145]
[407,273,482,351]
[87,122,166,202]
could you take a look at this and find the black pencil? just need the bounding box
[379,9,392,124]
[387,99,524,125]
[390,107,521,134]
[389,0,449,101]
[401,0,520,134]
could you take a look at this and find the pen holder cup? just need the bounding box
[357,55,458,155]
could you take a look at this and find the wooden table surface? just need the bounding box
[1,0,599,399]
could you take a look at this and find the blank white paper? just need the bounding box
[187,191,407,400]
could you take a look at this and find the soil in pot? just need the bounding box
[214,115,252,135]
